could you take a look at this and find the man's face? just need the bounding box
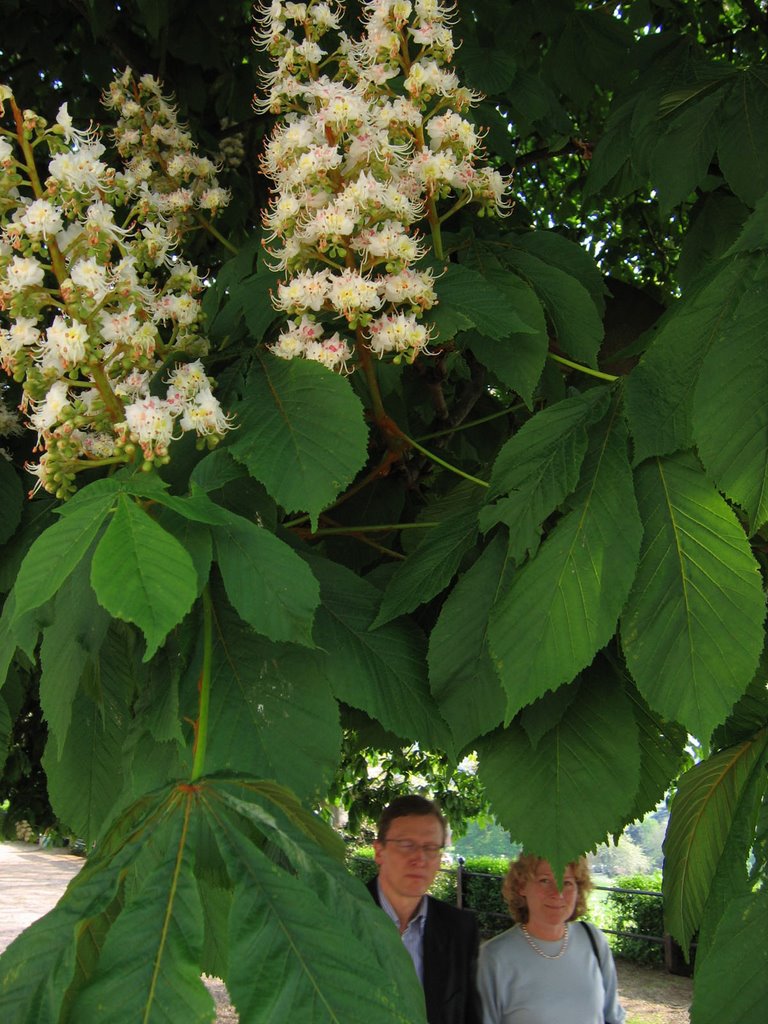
[373,813,445,902]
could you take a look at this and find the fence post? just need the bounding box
[457,856,465,909]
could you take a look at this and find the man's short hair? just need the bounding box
[376,795,447,844]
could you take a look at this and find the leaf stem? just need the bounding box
[191,586,213,781]
[548,352,619,382]
[399,429,490,488]
[415,403,525,442]
[193,211,239,255]
[303,521,440,536]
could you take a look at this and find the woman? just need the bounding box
[477,854,625,1024]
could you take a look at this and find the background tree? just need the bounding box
[1,2,767,1022]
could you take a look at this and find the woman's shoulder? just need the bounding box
[479,925,524,960]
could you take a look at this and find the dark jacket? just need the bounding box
[368,877,482,1024]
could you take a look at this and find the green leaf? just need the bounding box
[502,248,604,368]
[463,273,548,407]
[663,730,768,952]
[216,819,424,1024]
[621,453,765,739]
[717,69,768,206]
[489,403,642,718]
[723,191,768,257]
[43,629,133,844]
[457,39,516,94]
[155,510,213,594]
[478,670,640,872]
[238,271,280,342]
[690,890,768,1024]
[211,779,426,1024]
[650,88,723,211]
[430,265,539,343]
[213,515,319,646]
[189,449,247,492]
[229,353,369,531]
[308,556,452,752]
[428,534,507,750]
[480,389,610,562]
[73,828,214,1023]
[692,258,768,532]
[40,556,111,756]
[12,490,115,621]
[91,495,198,661]
[623,678,688,826]
[373,481,484,627]
[205,606,340,800]
[0,458,23,546]
[626,256,756,462]
[508,231,607,316]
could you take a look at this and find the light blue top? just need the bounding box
[377,880,429,984]
[477,922,626,1024]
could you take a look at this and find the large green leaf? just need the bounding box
[12,490,115,621]
[489,403,642,718]
[477,670,640,872]
[40,556,111,756]
[480,389,610,562]
[501,248,604,368]
[0,690,10,774]
[649,87,723,212]
[428,534,507,751]
[229,353,369,531]
[73,822,214,1023]
[429,265,539,343]
[373,482,484,627]
[506,231,607,315]
[463,274,548,407]
[717,69,768,206]
[692,257,768,533]
[308,555,452,752]
[626,256,754,463]
[621,453,765,739]
[662,729,768,952]
[205,605,340,800]
[0,458,23,546]
[91,495,198,661]
[217,815,424,1024]
[213,514,319,646]
[690,890,768,1024]
[42,630,133,844]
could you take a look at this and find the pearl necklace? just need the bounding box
[520,923,569,959]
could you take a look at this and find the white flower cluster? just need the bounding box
[0,71,233,498]
[255,0,510,372]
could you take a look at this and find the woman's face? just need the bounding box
[519,860,578,930]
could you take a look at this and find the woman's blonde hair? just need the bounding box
[501,854,592,923]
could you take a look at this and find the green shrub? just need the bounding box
[602,872,664,966]
[458,856,510,938]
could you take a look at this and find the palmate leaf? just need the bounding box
[488,402,642,718]
[11,488,115,621]
[429,264,540,343]
[373,481,485,627]
[620,453,765,739]
[229,353,369,531]
[480,389,610,563]
[39,556,111,756]
[662,729,768,953]
[428,533,507,751]
[690,890,768,1024]
[205,603,341,800]
[213,513,319,647]
[625,255,755,463]
[73,816,214,1024]
[308,556,452,752]
[477,669,640,873]
[91,494,198,661]
[501,248,604,368]
[42,627,134,844]
[2,776,424,1024]
[692,256,768,533]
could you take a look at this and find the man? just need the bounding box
[368,795,482,1024]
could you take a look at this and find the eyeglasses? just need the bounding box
[382,839,444,858]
